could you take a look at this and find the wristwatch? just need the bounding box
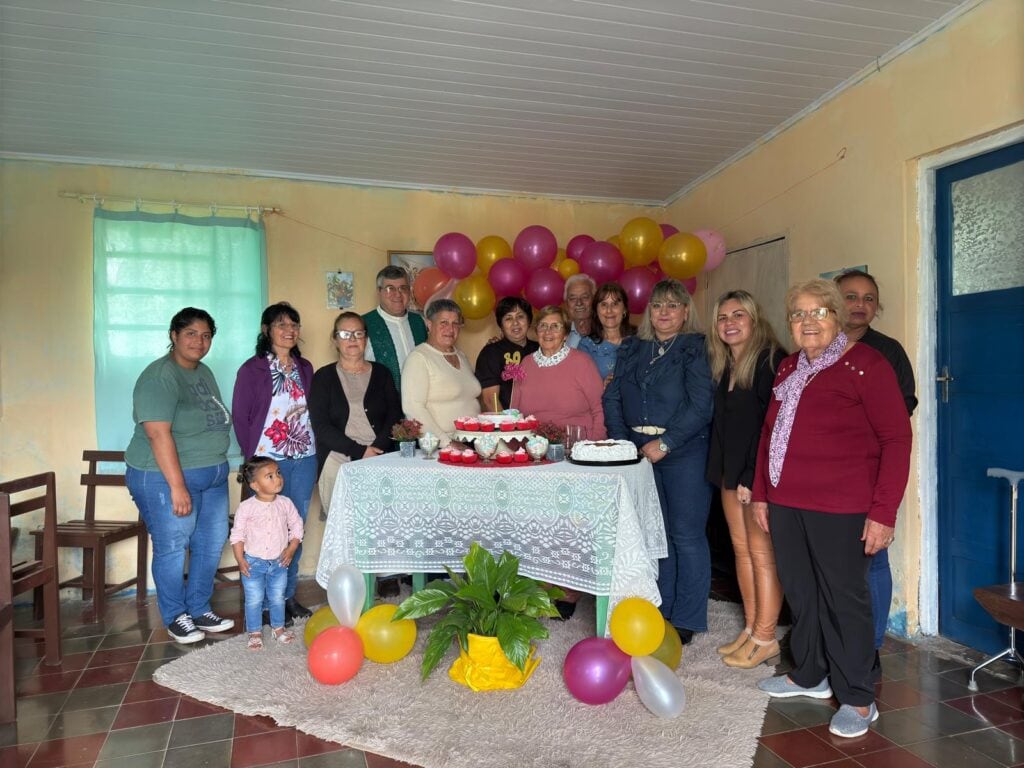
[658,440,670,453]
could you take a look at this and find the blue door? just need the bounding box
[936,141,1024,653]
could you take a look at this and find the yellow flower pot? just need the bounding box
[448,633,540,691]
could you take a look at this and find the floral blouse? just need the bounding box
[256,356,316,460]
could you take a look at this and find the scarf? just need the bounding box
[768,331,848,487]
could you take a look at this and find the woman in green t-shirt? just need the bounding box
[125,307,236,644]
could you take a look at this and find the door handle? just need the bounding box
[936,366,954,403]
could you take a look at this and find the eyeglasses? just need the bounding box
[650,302,683,312]
[335,330,367,340]
[537,322,564,332]
[788,307,832,322]
[380,285,411,295]
[272,322,301,332]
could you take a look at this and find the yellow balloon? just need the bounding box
[304,605,340,648]
[557,258,580,279]
[658,232,707,280]
[355,604,418,664]
[552,247,567,267]
[649,619,683,669]
[609,597,666,657]
[453,274,496,320]
[476,235,512,276]
[619,217,664,268]
[606,234,621,250]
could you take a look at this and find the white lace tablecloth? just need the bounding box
[315,453,667,610]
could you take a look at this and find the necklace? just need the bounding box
[650,334,678,364]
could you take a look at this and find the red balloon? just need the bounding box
[434,232,477,279]
[683,277,698,295]
[659,223,679,239]
[565,234,595,263]
[488,258,527,298]
[579,241,624,284]
[563,637,631,705]
[413,267,448,308]
[308,627,364,685]
[619,266,658,314]
[524,268,565,309]
[513,225,558,272]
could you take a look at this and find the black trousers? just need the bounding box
[769,504,875,706]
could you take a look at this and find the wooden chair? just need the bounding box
[0,483,16,722]
[31,451,147,620]
[1,472,62,666]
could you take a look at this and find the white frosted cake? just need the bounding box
[571,439,638,463]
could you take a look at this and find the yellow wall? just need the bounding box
[665,0,1024,635]
[0,160,657,585]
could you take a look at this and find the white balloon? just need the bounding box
[631,655,686,718]
[327,564,366,628]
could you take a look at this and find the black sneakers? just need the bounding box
[285,597,313,620]
[167,613,204,644]
[192,611,234,633]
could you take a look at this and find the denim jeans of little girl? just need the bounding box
[242,553,287,632]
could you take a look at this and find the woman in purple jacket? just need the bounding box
[232,302,316,623]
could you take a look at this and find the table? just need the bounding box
[315,452,667,636]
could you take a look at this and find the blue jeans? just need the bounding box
[869,547,892,649]
[242,553,288,632]
[634,434,713,632]
[275,454,317,600]
[126,462,229,627]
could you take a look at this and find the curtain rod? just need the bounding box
[58,191,282,215]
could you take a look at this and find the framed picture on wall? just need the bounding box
[387,250,435,311]
[325,271,355,309]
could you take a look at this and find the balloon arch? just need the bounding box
[420,218,727,320]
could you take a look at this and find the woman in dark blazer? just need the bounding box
[308,311,402,515]
[706,290,787,669]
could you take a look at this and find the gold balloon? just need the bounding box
[304,605,340,648]
[453,274,496,320]
[650,619,683,669]
[557,258,580,279]
[609,597,666,657]
[619,217,664,268]
[552,247,567,267]
[606,234,621,250]
[476,235,512,276]
[355,604,417,664]
[658,232,707,280]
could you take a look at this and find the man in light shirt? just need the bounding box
[363,266,428,390]
[564,274,596,348]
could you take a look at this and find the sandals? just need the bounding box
[273,627,296,644]
[247,632,264,651]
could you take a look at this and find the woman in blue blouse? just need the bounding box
[603,279,715,643]
[578,282,634,386]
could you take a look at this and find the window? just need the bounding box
[93,209,267,457]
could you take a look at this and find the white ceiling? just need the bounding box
[0,0,972,203]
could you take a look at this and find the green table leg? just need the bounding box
[595,596,609,637]
[412,573,426,592]
[363,574,376,612]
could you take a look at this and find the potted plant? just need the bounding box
[392,542,564,690]
[391,418,423,458]
[534,422,566,462]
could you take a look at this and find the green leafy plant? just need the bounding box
[392,542,564,680]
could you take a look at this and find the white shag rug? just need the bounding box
[154,598,770,768]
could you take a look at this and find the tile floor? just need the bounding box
[5,579,1024,767]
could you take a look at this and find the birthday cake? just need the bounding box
[570,440,638,463]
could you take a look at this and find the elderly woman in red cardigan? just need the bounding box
[751,279,911,740]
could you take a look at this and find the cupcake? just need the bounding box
[496,451,514,464]
[462,449,478,464]
[463,418,480,432]
[513,448,529,463]
[499,421,516,432]
[515,419,530,430]
[480,421,496,432]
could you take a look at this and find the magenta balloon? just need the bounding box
[579,241,624,284]
[524,268,565,309]
[565,234,595,263]
[619,267,658,314]
[693,229,727,271]
[488,258,527,298]
[682,277,698,295]
[563,637,631,705]
[433,232,477,279]
[513,225,558,271]
[659,223,680,239]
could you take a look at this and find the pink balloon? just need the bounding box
[659,223,679,239]
[565,234,595,263]
[433,232,477,279]
[513,225,558,272]
[524,268,565,309]
[488,259,527,298]
[425,277,458,312]
[620,266,658,314]
[693,229,726,271]
[682,277,698,295]
[579,241,624,284]
[563,637,631,705]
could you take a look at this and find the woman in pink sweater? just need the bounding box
[511,305,606,442]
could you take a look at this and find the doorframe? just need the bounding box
[915,123,1024,636]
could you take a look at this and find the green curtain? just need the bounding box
[93,209,267,458]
